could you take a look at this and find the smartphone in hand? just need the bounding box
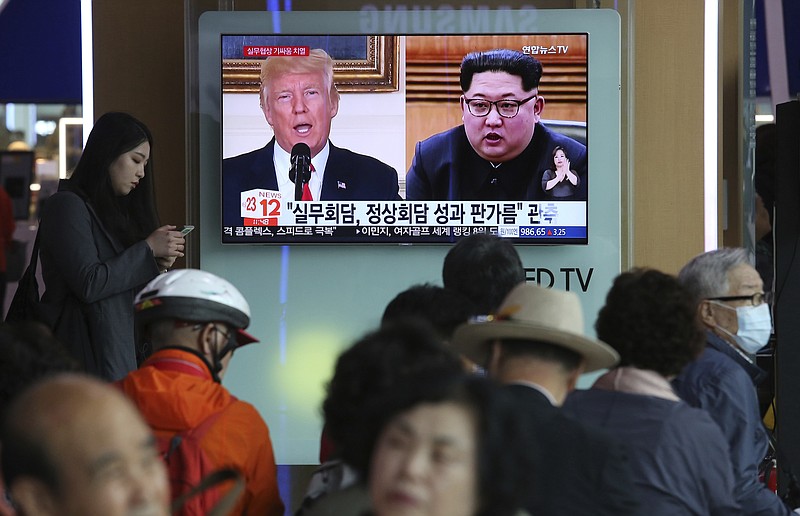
[179,225,195,236]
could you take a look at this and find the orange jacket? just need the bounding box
[118,347,284,516]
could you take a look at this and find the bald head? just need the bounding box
[2,374,170,516]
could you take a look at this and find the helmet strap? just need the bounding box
[209,346,223,383]
[207,324,237,384]
[191,322,231,383]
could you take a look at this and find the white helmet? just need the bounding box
[135,269,258,346]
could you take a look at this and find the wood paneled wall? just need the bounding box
[624,0,709,273]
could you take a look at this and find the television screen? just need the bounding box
[220,32,589,244]
[198,8,620,466]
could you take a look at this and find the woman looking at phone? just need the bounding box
[37,112,185,380]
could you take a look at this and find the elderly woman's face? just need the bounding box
[369,401,479,516]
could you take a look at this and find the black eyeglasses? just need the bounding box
[211,324,233,343]
[463,95,538,118]
[707,291,772,306]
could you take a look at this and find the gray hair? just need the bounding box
[677,247,752,302]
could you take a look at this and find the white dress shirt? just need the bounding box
[273,141,329,202]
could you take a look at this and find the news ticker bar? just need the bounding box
[222,225,587,241]
[238,192,587,228]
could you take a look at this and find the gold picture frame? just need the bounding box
[222,36,399,94]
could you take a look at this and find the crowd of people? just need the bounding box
[0,45,786,516]
[0,228,790,515]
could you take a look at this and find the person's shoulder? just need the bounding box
[684,345,743,378]
[504,383,556,406]
[678,346,754,400]
[329,143,396,173]
[562,386,603,408]
[223,143,271,166]
[658,402,731,452]
[42,190,86,215]
[225,396,272,432]
[663,398,716,424]
[540,123,585,151]
[565,387,666,412]
[556,407,614,442]
[417,125,464,149]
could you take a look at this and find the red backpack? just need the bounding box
[117,357,244,515]
[158,407,234,516]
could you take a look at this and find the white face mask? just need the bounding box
[715,302,772,354]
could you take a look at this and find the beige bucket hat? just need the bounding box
[452,283,619,373]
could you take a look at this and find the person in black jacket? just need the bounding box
[406,49,586,201]
[222,48,400,228]
[452,283,642,515]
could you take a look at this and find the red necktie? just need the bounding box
[301,164,314,201]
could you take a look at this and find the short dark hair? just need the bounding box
[381,284,476,340]
[0,323,78,494]
[443,234,525,315]
[460,49,543,93]
[498,338,583,373]
[596,268,704,377]
[323,320,464,469]
[366,373,535,516]
[0,322,78,419]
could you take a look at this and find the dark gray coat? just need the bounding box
[39,190,159,380]
[504,384,643,516]
[564,388,740,515]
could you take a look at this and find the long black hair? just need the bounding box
[66,112,159,247]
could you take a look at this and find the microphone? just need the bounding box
[289,143,312,201]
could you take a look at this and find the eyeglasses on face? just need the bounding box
[706,291,772,306]
[182,322,234,342]
[211,324,233,342]
[463,95,538,118]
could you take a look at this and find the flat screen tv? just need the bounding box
[197,8,621,466]
[201,10,620,246]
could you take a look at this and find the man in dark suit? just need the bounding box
[407,49,586,201]
[223,48,400,228]
[452,283,642,515]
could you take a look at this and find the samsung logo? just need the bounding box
[357,6,541,34]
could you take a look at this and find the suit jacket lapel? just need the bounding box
[255,139,280,192]
[320,143,347,200]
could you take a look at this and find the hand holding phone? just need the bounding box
[179,225,195,236]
